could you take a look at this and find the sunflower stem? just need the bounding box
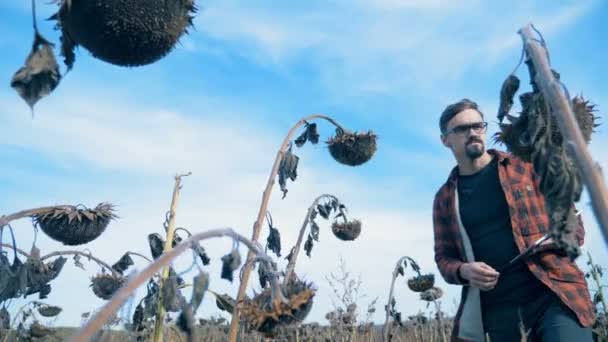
[70,228,282,342]
[519,24,608,250]
[283,194,340,286]
[0,206,73,227]
[152,172,190,342]
[228,114,350,341]
[383,256,408,342]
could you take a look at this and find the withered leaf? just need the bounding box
[257,261,271,288]
[305,123,320,144]
[58,29,76,70]
[111,253,134,275]
[221,249,241,282]
[213,292,236,314]
[397,265,404,277]
[310,221,320,241]
[295,130,308,148]
[10,33,61,112]
[191,272,209,311]
[304,235,314,257]
[162,275,185,312]
[147,233,165,260]
[73,254,85,271]
[266,225,281,257]
[0,307,9,330]
[278,146,299,199]
[498,74,520,123]
[317,204,330,219]
[131,302,145,332]
[192,243,211,266]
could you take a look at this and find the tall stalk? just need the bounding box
[383,256,408,342]
[152,172,190,342]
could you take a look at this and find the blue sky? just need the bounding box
[1,0,607,329]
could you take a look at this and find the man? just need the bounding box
[433,99,595,341]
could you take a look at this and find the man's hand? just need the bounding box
[459,262,500,291]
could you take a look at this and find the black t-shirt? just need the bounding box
[458,156,547,307]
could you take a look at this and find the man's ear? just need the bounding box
[441,134,452,149]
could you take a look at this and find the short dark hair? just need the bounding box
[439,99,483,134]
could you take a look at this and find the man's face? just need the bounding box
[441,109,487,160]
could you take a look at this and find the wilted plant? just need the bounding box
[324,257,377,341]
[70,227,313,342]
[383,256,436,342]
[494,24,606,257]
[586,251,608,340]
[282,194,362,286]
[0,198,135,341]
[0,202,116,247]
[231,114,377,340]
[0,300,62,342]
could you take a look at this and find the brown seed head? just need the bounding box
[327,130,377,166]
[34,203,116,246]
[331,219,362,241]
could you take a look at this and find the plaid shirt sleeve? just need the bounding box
[433,187,467,285]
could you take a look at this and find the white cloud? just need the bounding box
[193,1,596,99]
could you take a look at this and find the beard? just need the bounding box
[465,138,484,159]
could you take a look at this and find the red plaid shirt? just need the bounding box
[433,149,594,341]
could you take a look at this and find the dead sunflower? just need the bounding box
[34,203,116,246]
[407,273,435,293]
[327,129,377,166]
[90,273,125,300]
[419,287,443,302]
[37,304,63,317]
[29,321,53,338]
[50,0,197,68]
[239,277,316,337]
[331,219,362,241]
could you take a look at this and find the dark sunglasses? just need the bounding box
[443,122,488,136]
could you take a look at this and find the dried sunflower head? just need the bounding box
[407,273,435,293]
[419,287,443,302]
[239,277,316,337]
[327,130,377,166]
[37,304,62,317]
[570,96,600,144]
[34,203,116,246]
[331,219,362,241]
[50,0,197,68]
[29,320,53,338]
[90,273,124,300]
